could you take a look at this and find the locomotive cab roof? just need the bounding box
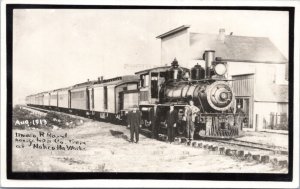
[135,66,189,75]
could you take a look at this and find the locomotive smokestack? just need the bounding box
[204,50,215,78]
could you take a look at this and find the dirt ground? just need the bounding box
[12,120,288,173]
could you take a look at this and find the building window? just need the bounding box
[236,98,243,108]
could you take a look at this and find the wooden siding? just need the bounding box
[231,74,254,97]
[140,91,149,102]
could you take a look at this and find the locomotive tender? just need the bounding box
[26,50,243,139]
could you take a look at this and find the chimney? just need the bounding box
[100,76,104,82]
[218,28,225,43]
[87,79,90,82]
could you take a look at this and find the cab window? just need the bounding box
[140,74,149,87]
[151,73,158,98]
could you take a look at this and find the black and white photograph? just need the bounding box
[1,0,299,188]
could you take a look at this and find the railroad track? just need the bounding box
[23,106,49,113]
[211,138,288,155]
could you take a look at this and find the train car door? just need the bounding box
[68,90,71,109]
[86,88,90,110]
[119,91,124,111]
[89,88,94,111]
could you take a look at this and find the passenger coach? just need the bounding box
[26,75,139,123]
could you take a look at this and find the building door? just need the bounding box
[231,74,254,129]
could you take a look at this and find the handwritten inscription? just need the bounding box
[14,119,47,127]
[14,131,86,151]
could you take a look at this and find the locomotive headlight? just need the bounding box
[214,63,227,76]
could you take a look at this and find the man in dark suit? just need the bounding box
[167,105,178,143]
[150,106,158,139]
[127,105,142,143]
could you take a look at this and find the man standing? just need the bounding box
[166,105,177,143]
[150,106,158,139]
[127,105,142,143]
[235,104,245,130]
[185,100,200,141]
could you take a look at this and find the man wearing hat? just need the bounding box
[184,99,200,141]
[166,105,178,143]
[127,105,142,143]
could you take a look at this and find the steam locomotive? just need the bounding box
[26,50,243,139]
[138,50,240,139]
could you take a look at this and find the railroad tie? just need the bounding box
[270,158,278,166]
[174,138,181,144]
[212,146,218,151]
[278,160,288,168]
[181,138,188,144]
[252,155,260,161]
[219,147,225,154]
[225,149,232,156]
[231,149,237,156]
[260,155,270,163]
[237,150,244,158]
[192,141,198,147]
[245,152,252,161]
[198,142,203,148]
[280,151,288,155]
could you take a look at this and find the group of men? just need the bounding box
[126,100,200,144]
[165,100,200,142]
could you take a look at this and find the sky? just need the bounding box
[12,9,289,103]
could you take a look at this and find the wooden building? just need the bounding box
[156,25,288,131]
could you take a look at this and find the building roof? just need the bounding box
[255,84,288,103]
[156,25,190,39]
[189,33,288,64]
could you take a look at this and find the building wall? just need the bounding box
[161,29,189,67]
[227,62,288,131]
